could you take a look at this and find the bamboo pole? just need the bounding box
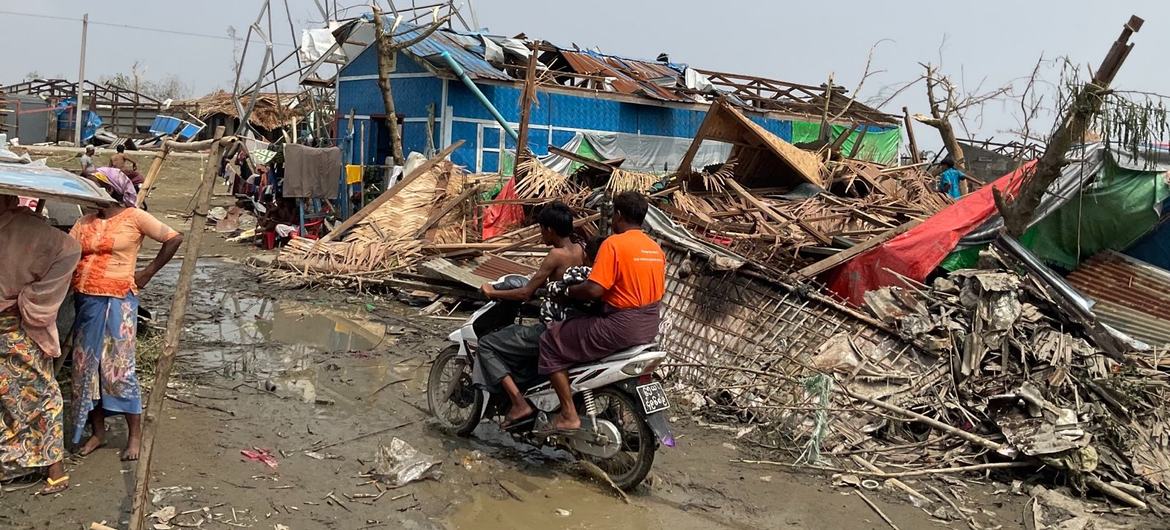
[135,143,170,208]
[128,126,229,530]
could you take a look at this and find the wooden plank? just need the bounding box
[725,179,832,245]
[320,140,462,243]
[794,219,920,279]
[413,185,479,239]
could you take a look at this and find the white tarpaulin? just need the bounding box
[300,28,340,63]
[508,131,730,175]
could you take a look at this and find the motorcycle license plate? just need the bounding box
[636,382,670,414]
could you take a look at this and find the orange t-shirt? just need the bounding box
[587,229,666,309]
[70,208,179,297]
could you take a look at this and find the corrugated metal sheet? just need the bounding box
[0,162,115,208]
[1067,251,1170,346]
[393,22,512,81]
[560,51,690,103]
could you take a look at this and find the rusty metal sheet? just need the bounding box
[1067,251,1170,346]
[471,255,537,279]
[560,51,689,102]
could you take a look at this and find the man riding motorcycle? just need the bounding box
[538,191,665,433]
[477,202,585,428]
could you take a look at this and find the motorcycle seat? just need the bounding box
[597,343,659,363]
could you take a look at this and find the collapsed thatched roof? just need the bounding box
[182,90,305,130]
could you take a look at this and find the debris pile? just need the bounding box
[706,241,1170,511]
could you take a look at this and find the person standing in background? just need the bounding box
[937,159,968,199]
[79,146,96,176]
[0,194,81,494]
[68,169,182,461]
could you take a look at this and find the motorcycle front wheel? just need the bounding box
[584,387,656,490]
[427,345,483,436]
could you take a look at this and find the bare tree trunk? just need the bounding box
[918,66,966,172]
[994,15,1143,237]
[372,6,404,166]
[371,6,453,167]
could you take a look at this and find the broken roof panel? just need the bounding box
[1067,251,1170,346]
[336,18,897,126]
[394,22,513,81]
[680,99,823,188]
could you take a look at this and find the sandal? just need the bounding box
[499,411,537,431]
[39,475,69,495]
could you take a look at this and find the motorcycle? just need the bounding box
[426,274,675,490]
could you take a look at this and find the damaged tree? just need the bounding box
[995,15,1144,237]
[913,64,1009,173]
[371,5,451,166]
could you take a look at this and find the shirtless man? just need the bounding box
[478,202,585,428]
[109,144,133,171]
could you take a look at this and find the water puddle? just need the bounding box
[449,474,655,529]
[190,294,390,353]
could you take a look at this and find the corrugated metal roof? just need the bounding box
[1067,251,1170,346]
[0,162,115,208]
[392,22,512,81]
[560,51,690,102]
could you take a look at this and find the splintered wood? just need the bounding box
[277,160,472,279]
[668,161,950,274]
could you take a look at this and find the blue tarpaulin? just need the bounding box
[55,98,102,143]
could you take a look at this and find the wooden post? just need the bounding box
[128,126,228,530]
[901,106,921,164]
[74,13,88,146]
[136,143,171,208]
[514,40,540,177]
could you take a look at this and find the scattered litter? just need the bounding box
[241,448,279,469]
[371,438,441,487]
[554,508,572,517]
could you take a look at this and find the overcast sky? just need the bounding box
[1,0,1167,150]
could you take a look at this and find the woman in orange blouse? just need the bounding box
[69,167,183,461]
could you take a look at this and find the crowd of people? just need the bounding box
[0,147,182,494]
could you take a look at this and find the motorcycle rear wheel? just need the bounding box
[583,387,656,491]
[427,345,483,436]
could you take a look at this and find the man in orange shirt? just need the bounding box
[538,191,665,432]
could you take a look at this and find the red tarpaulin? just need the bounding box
[481,177,524,239]
[824,161,1036,306]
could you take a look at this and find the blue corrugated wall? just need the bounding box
[337,46,887,173]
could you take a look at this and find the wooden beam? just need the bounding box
[319,140,463,243]
[128,127,229,530]
[902,106,921,164]
[515,40,541,164]
[725,179,833,245]
[794,219,920,279]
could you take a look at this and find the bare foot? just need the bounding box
[552,412,581,431]
[121,438,140,462]
[77,435,105,456]
[500,401,535,428]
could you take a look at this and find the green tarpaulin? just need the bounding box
[1024,162,1168,270]
[941,156,1169,272]
[791,122,902,165]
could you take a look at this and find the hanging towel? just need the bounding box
[283,144,342,199]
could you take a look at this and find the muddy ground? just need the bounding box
[0,147,1046,529]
